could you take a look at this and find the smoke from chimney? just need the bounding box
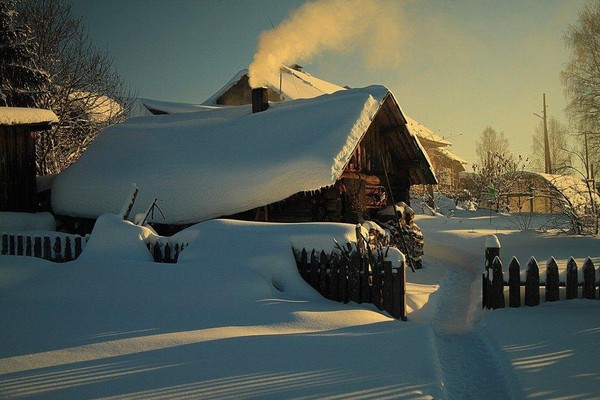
[248,0,407,89]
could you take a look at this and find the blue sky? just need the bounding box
[71,0,587,167]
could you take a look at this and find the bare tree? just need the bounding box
[530,116,572,174]
[475,126,512,169]
[562,0,600,169]
[17,0,136,175]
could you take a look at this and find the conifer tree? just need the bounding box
[0,0,49,107]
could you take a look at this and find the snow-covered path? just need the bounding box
[425,231,519,400]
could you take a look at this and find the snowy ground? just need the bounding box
[1,209,599,399]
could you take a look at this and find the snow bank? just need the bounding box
[52,86,390,224]
[0,212,55,232]
[0,217,443,399]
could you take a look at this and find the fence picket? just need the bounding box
[64,236,73,261]
[582,258,596,300]
[25,236,32,256]
[1,234,7,255]
[17,235,24,255]
[491,256,505,309]
[525,258,540,307]
[319,251,328,296]
[566,258,578,300]
[546,258,559,302]
[508,257,521,307]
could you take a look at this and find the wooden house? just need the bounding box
[51,85,436,232]
[0,107,58,212]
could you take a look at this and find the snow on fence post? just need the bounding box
[491,256,505,309]
[483,235,501,309]
[508,257,521,307]
[566,258,578,300]
[485,235,501,271]
[582,258,596,299]
[525,257,540,307]
[545,258,560,302]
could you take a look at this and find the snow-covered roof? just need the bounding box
[405,116,451,147]
[0,107,58,126]
[434,147,468,165]
[53,85,433,224]
[202,66,345,106]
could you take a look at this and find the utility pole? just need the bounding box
[533,93,552,174]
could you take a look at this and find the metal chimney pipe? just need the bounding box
[252,87,269,113]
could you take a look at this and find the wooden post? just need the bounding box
[508,257,521,307]
[545,258,559,302]
[566,257,578,300]
[392,263,407,321]
[525,257,540,306]
[491,256,505,309]
[582,258,596,299]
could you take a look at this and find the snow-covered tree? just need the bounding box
[475,127,513,170]
[0,0,49,107]
[17,0,136,174]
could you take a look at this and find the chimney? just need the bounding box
[251,87,269,113]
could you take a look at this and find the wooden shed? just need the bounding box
[0,107,57,212]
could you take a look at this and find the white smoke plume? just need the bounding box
[248,0,406,88]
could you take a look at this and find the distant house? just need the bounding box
[0,107,58,212]
[505,171,600,217]
[52,85,436,231]
[405,118,467,191]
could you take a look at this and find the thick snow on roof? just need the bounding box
[405,115,451,147]
[0,107,58,125]
[202,66,345,106]
[52,86,389,224]
[435,147,468,165]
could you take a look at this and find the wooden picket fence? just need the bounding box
[0,233,87,262]
[146,241,190,263]
[293,245,407,320]
[483,256,599,309]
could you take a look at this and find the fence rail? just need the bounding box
[293,246,407,320]
[482,236,599,309]
[1,233,87,262]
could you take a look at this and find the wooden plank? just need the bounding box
[525,257,540,307]
[545,258,559,302]
[566,257,578,300]
[582,258,596,300]
[491,256,505,309]
[508,257,521,307]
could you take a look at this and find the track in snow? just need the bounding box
[429,258,517,400]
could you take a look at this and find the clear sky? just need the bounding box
[71,0,587,168]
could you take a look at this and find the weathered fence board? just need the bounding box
[293,245,407,320]
[1,233,87,262]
